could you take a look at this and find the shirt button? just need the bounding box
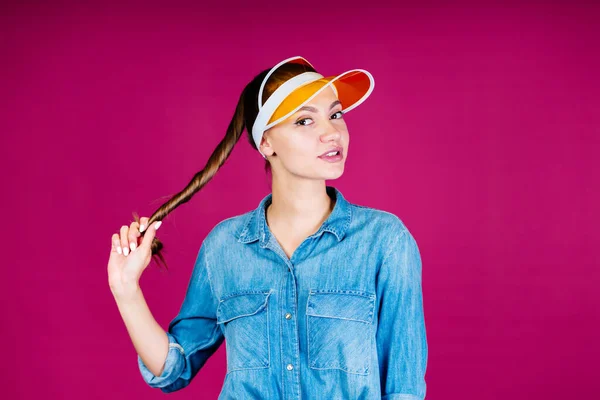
[285,312,292,319]
[286,364,294,371]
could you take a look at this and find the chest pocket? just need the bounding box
[306,289,376,375]
[217,290,272,373]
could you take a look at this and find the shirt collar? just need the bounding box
[237,185,352,246]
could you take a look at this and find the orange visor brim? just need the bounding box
[267,69,374,127]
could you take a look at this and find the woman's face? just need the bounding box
[260,86,349,181]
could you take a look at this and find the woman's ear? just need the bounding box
[260,134,276,157]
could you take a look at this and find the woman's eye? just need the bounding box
[295,111,344,126]
[295,117,313,126]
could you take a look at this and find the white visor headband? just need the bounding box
[252,56,321,159]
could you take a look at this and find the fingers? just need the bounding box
[113,217,158,258]
[140,220,162,249]
[111,233,122,255]
[139,217,150,233]
[120,225,130,256]
[128,221,140,252]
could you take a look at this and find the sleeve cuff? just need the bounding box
[137,332,186,388]
[382,394,424,400]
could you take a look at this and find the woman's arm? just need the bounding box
[134,240,225,392]
[109,219,174,380]
[376,225,428,399]
[114,288,170,377]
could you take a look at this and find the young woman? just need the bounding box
[108,56,428,399]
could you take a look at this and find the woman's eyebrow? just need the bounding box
[296,100,342,114]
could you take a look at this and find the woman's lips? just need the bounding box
[318,150,343,162]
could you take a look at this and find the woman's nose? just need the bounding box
[320,121,343,141]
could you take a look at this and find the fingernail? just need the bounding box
[117,246,122,255]
[124,247,129,256]
[155,221,162,230]
[130,242,136,252]
[139,224,146,233]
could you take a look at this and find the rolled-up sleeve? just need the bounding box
[376,226,428,399]
[137,240,224,393]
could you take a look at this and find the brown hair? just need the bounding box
[133,60,317,269]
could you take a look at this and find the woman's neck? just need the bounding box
[265,182,334,236]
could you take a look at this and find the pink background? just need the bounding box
[1,1,598,399]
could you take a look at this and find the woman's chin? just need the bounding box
[321,166,345,180]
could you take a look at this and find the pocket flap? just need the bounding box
[307,290,375,324]
[217,291,271,324]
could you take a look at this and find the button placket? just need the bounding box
[265,236,302,399]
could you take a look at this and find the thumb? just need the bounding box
[140,220,162,249]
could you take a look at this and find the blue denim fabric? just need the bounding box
[138,186,428,399]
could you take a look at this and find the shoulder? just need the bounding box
[348,205,423,279]
[349,202,412,241]
[348,202,420,263]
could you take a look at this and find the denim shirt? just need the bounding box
[137,186,428,399]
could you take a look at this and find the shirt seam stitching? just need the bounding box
[382,225,407,267]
